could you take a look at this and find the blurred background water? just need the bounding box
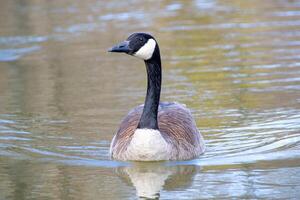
[1,0,300,199]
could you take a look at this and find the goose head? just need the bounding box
[108,33,157,60]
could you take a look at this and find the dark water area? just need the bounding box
[1,0,300,199]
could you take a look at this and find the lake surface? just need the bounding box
[1,0,300,199]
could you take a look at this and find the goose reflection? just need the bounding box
[116,163,200,199]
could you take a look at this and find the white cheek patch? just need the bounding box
[134,39,156,60]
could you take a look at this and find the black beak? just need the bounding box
[108,41,131,53]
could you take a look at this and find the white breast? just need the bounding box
[125,129,171,161]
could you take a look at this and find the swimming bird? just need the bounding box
[108,33,205,161]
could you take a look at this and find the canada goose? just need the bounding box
[108,33,205,161]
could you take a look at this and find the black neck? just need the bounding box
[137,47,161,130]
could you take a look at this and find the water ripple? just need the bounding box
[163,20,300,31]
[0,35,48,46]
[0,46,41,62]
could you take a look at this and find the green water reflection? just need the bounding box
[0,0,300,199]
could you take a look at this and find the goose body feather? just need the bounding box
[110,102,205,161]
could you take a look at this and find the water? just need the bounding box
[1,0,300,199]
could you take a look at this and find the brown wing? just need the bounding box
[110,102,205,160]
[158,102,205,159]
[110,105,143,158]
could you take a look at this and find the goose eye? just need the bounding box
[138,37,143,41]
